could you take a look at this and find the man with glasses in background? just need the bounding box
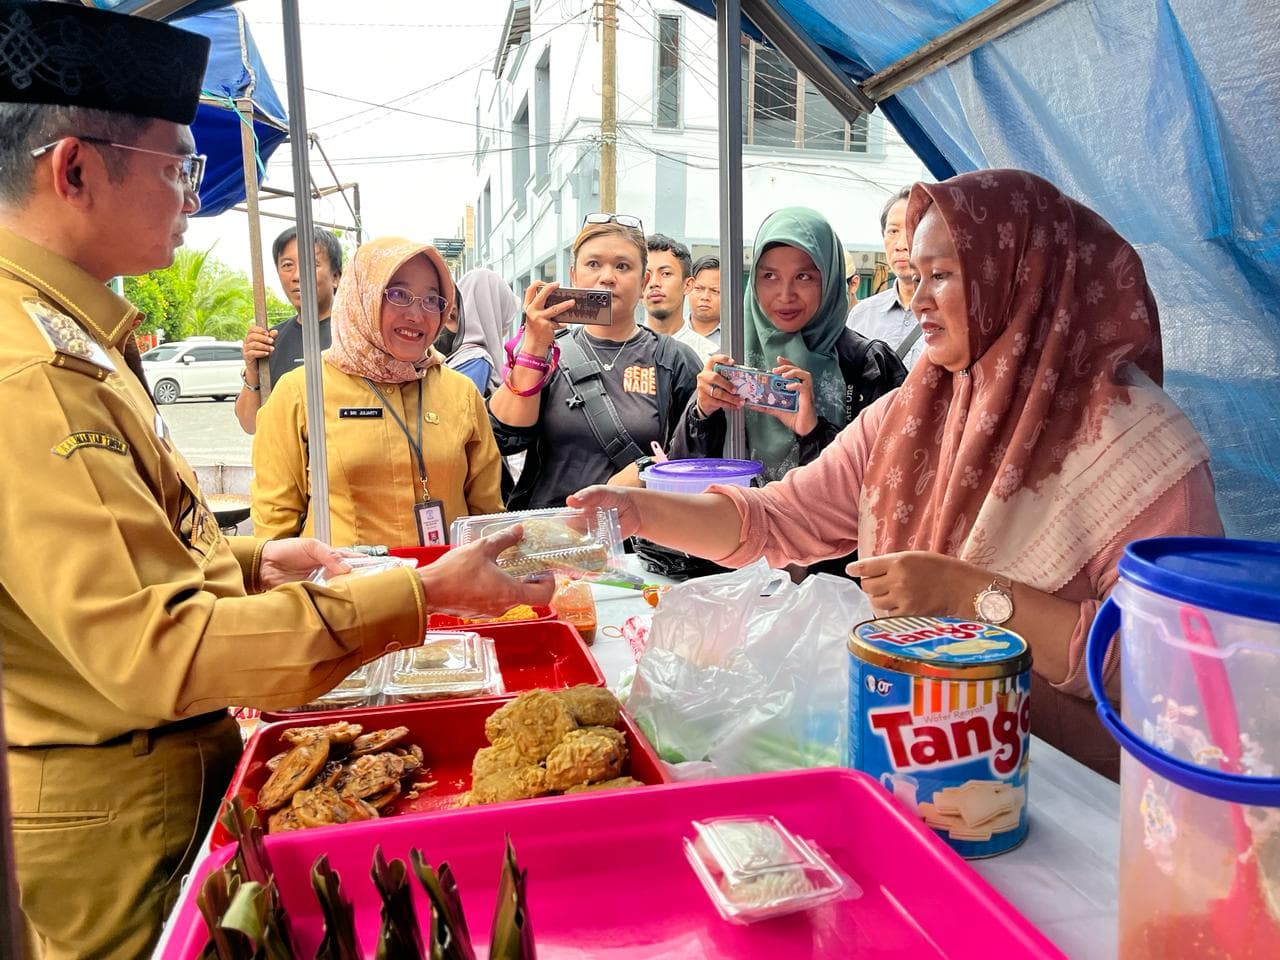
[0,6,548,956]
[235,225,344,433]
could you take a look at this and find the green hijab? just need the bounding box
[743,207,849,480]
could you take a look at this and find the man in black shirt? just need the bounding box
[234,226,343,433]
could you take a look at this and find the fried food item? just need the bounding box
[258,736,330,811]
[470,764,550,804]
[396,743,425,766]
[496,517,610,575]
[317,760,344,789]
[291,786,378,828]
[339,752,406,799]
[579,726,626,751]
[364,782,402,811]
[554,685,622,727]
[267,806,304,833]
[281,721,362,746]
[471,738,526,781]
[544,729,625,791]
[484,691,577,762]
[565,776,644,794]
[349,725,410,757]
[265,750,288,773]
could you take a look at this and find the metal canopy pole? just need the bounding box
[716,0,746,458]
[280,0,331,544]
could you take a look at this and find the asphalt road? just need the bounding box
[158,397,252,466]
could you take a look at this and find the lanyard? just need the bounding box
[363,378,429,501]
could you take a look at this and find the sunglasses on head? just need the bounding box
[583,213,644,234]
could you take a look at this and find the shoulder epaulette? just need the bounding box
[23,297,116,375]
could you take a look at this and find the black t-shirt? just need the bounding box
[268,315,331,386]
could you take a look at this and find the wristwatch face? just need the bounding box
[976,589,1014,624]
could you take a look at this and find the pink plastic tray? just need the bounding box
[169,768,1063,958]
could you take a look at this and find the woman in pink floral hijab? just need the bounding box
[252,237,503,547]
[570,170,1223,776]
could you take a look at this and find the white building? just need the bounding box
[470,0,927,303]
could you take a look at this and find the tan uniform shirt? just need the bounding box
[251,360,503,547]
[0,228,426,747]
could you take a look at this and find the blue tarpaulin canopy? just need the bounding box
[681,0,1280,541]
[166,6,288,217]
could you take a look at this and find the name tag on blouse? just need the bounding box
[338,407,383,419]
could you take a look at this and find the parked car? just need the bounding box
[140,337,243,404]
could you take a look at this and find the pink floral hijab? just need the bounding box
[859,170,1210,592]
[325,236,456,384]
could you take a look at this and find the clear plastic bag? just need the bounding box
[626,559,872,774]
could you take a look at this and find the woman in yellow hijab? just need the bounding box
[251,237,503,547]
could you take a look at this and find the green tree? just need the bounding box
[124,247,296,342]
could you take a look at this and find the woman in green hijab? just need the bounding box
[671,207,905,480]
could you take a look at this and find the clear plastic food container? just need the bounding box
[449,507,625,578]
[310,554,417,587]
[381,632,503,703]
[684,816,854,924]
[278,660,386,713]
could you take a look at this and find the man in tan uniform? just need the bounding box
[0,5,551,957]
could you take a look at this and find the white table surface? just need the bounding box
[588,562,1122,960]
[158,562,1123,959]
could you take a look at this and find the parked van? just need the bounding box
[140,337,243,404]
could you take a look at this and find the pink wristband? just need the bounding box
[514,352,550,372]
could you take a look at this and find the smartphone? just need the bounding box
[712,362,800,412]
[544,286,613,326]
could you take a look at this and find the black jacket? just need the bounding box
[670,329,906,465]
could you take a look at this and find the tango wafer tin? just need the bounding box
[848,616,1032,858]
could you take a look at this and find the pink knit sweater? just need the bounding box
[712,392,1223,778]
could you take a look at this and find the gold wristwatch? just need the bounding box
[973,574,1014,624]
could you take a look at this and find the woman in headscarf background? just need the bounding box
[571,171,1223,777]
[435,268,518,396]
[252,237,504,547]
[671,207,904,479]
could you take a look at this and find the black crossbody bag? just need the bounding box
[555,329,646,472]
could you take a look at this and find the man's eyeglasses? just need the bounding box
[583,212,645,234]
[384,287,449,314]
[30,136,207,195]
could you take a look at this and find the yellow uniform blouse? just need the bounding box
[251,359,503,547]
[0,228,427,746]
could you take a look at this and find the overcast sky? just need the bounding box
[184,0,515,279]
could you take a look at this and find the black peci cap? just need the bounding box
[0,2,211,125]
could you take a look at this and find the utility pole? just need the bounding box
[598,0,617,212]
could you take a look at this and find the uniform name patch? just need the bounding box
[52,431,130,458]
[339,407,383,419]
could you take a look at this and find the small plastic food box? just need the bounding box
[449,506,624,578]
[310,554,417,587]
[261,620,604,723]
[381,632,503,703]
[685,816,853,923]
[286,660,385,713]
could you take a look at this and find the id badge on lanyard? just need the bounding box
[364,377,449,545]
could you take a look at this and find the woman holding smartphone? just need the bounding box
[488,215,702,509]
[671,207,905,481]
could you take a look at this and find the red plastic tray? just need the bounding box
[260,619,603,723]
[388,544,556,628]
[213,697,667,849]
[168,769,1064,959]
